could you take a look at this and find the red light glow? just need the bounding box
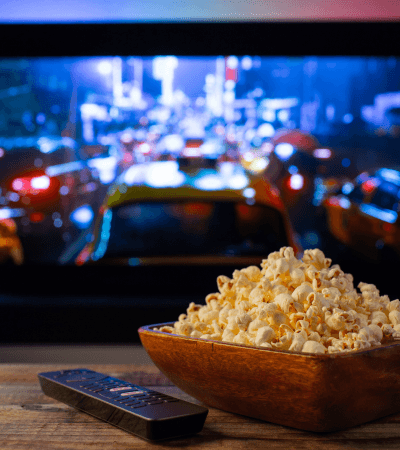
[184,203,213,217]
[30,212,45,222]
[123,153,133,163]
[383,223,394,233]
[361,179,377,194]
[326,197,340,207]
[12,178,28,191]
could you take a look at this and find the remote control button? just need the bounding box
[120,390,145,396]
[54,370,97,379]
[101,377,128,384]
[129,403,147,409]
[109,386,136,392]
[65,374,105,382]
[99,391,122,399]
[119,398,141,404]
[124,394,151,400]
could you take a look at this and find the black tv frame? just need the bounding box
[1,22,400,58]
[0,21,399,344]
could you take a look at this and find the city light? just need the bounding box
[378,168,400,186]
[243,187,256,198]
[342,158,351,167]
[226,56,239,69]
[342,182,354,195]
[98,60,113,75]
[194,174,224,191]
[145,161,185,188]
[12,179,24,191]
[241,56,252,70]
[0,208,25,219]
[313,148,332,159]
[257,123,275,138]
[227,174,249,190]
[70,205,94,229]
[360,204,398,223]
[275,143,295,161]
[288,174,304,190]
[339,197,351,209]
[31,175,50,190]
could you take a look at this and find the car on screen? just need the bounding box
[323,167,400,262]
[0,136,118,262]
[74,158,302,267]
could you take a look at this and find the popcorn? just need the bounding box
[155,247,399,354]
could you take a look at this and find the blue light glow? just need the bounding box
[54,218,63,228]
[194,174,225,191]
[70,205,94,229]
[46,161,84,177]
[275,143,295,161]
[162,134,184,152]
[128,258,141,266]
[0,208,25,219]
[339,197,351,209]
[92,209,112,261]
[226,56,239,69]
[145,161,186,188]
[343,113,353,123]
[313,148,332,159]
[288,165,298,174]
[87,156,118,184]
[257,123,275,138]
[59,186,69,195]
[342,182,354,195]
[9,193,20,202]
[303,231,319,246]
[227,174,249,190]
[360,203,398,223]
[377,168,400,186]
[98,60,113,75]
[243,187,256,198]
[342,158,351,168]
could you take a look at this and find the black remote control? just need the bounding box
[38,368,208,441]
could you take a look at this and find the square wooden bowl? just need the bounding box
[138,322,400,432]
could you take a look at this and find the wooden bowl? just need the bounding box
[138,323,400,432]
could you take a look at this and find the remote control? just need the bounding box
[38,368,208,441]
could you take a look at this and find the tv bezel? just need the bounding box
[0,20,400,344]
[1,21,400,58]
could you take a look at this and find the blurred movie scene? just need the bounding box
[1,55,400,280]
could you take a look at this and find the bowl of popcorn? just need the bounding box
[138,247,400,432]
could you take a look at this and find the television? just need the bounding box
[1,22,399,343]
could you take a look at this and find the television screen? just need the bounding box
[1,22,399,342]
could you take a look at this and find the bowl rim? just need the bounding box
[138,322,400,359]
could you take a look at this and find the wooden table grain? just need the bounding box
[2,364,400,449]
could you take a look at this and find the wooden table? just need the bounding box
[2,364,400,449]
